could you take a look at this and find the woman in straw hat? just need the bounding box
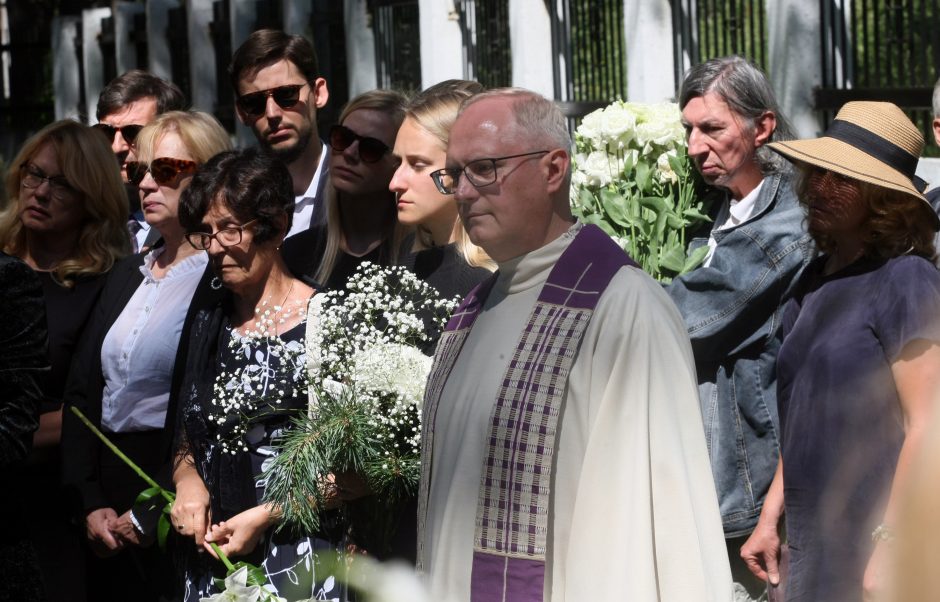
[740,101,940,601]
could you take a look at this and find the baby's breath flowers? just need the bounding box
[262,263,457,550]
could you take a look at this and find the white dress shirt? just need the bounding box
[100,249,208,432]
[703,178,765,267]
[286,141,328,238]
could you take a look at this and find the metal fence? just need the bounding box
[456,0,512,89]
[370,0,421,92]
[550,0,626,126]
[670,0,767,89]
[816,0,940,152]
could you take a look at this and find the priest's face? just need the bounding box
[447,97,567,262]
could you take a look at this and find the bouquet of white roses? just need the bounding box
[262,263,457,550]
[570,100,718,282]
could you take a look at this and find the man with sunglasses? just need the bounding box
[95,70,187,252]
[230,29,330,237]
[418,88,731,601]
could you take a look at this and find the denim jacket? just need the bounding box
[666,170,813,537]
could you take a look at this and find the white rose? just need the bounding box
[598,103,636,148]
[576,109,606,148]
[656,150,679,184]
[578,150,619,187]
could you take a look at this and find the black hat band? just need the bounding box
[826,119,919,179]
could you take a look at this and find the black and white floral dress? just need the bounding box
[179,311,343,602]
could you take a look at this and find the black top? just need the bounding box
[281,224,393,291]
[399,238,492,301]
[0,253,48,467]
[37,272,106,412]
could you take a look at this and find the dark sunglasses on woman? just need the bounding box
[92,123,144,145]
[328,125,391,163]
[126,158,198,187]
[236,84,307,118]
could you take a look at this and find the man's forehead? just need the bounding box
[238,59,306,93]
[101,97,158,126]
[449,99,519,159]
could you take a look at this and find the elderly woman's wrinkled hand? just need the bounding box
[172,472,212,545]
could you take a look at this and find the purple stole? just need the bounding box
[418,224,636,602]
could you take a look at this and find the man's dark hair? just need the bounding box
[179,147,294,244]
[229,29,320,93]
[96,70,187,121]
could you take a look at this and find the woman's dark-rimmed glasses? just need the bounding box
[126,158,198,187]
[19,163,78,201]
[328,125,392,164]
[236,84,307,118]
[186,219,258,250]
[430,150,549,195]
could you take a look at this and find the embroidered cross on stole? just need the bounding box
[418,224,636,602]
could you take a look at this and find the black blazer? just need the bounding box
[60,252,222,519]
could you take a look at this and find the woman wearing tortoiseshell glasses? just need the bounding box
[59,111,231,602]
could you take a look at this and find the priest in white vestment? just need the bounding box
[418,88,732,602]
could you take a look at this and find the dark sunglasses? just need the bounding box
[329,125,391,163]
[126,157,198,187]
[92,123,144,145]
[236,84,306,117]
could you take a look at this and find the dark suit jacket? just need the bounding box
[60,252,222,524]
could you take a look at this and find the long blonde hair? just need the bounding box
[0,120,130,287]
[406,80,495,271]
[315,89,409,286]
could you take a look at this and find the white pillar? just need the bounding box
[82,7,112,124]
[283,0,312,36]
[418,0,462,89]
[187,0,217,112]
[509,0,553,98]
[146,0,179,81]
[624,0,676,102]
[52,16,82,121]
[114,2,145,74]
[768,0,823,137]
[344,0,376,97]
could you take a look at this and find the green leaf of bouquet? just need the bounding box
[638,195,670,214]
[157,514,170,550]
[580,212,617,237]
[231,561,268,587]
[681,245,711,273]
[666,213,688,229]
[635,161,652,192]
[599,188,634,229]
[135,486,161,506]
[682,207,711,222]
[659,243,687,272]
[578,187,598,212]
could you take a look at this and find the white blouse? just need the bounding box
[100,248,208,432]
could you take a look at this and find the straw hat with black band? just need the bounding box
[768,100,940,230]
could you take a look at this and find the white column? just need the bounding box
[52,16,82,121]
[114,1,145,74]
[768,0,823,137]
[344,0,376,97]
[187,0,217,112]
[509,0,553,98]
[418,0,462,89]
[146,0,179,81]
[624,0,676,103]
[283,0,312,36]
[82,7,111,124]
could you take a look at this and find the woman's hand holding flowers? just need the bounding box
[203,504,276,558]
[172,466,212,545]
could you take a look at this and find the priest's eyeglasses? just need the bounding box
[186,219,258,250]
[430,150,549,195]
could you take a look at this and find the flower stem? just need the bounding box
[211,543,236,571]
[69,406,174,504]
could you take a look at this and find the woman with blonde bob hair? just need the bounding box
[282,89,408,290]
[60,111,231,602]
[741,101,940,601]
[389,79,495,298]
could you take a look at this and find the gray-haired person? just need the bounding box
[665,55,813,597]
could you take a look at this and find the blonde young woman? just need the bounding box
[0,119,128,601]
[390,79,495,299]
[281,89,408,290]
[60,111,231,602]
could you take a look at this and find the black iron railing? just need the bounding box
[370,0,421,91]
[210,0,234,130]
[167,6,191,102]
[456,0,512,89]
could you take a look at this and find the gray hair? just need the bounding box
[460,87,572,152]
[679,55,793,174]
[933,78,940,118]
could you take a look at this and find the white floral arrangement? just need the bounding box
[570,100,717,282]
[262,263,457,551]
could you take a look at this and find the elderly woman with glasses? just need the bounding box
[172,147,341,601]
[59,111,231,602]
[282,89,408,290]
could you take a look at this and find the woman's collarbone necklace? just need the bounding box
[248,279,296,338]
